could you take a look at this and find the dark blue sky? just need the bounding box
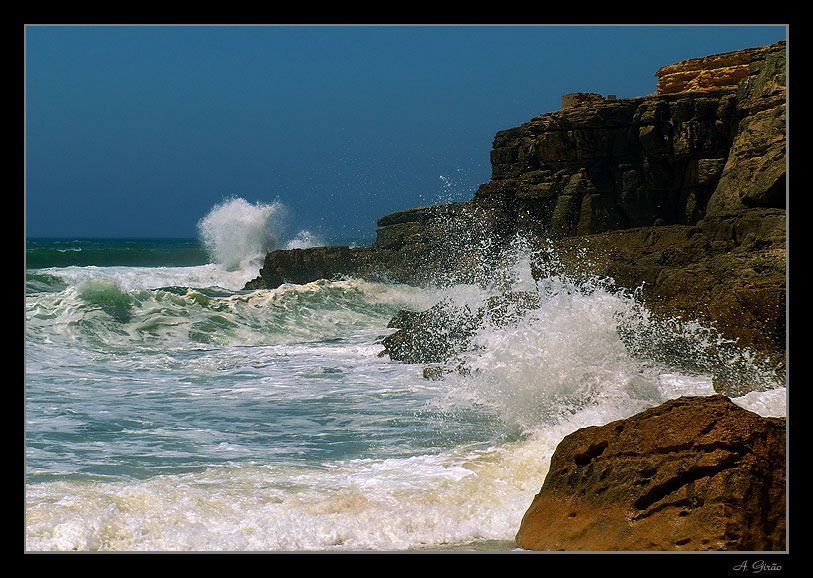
[25,25,787,241]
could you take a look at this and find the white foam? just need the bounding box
[25,436,553,551]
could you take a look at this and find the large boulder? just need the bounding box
[515,395,786,551]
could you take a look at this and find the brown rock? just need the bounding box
[515,395,786,551]
[243,245,372,289]
[543,207,785,362]
[543,207,786,369]
[706,42,786,216]
[654,45,768,95]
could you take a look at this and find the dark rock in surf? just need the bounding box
[379,291,541,364]
[243,246,373,290]
[378,300,480,364]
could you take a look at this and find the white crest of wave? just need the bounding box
[197,197,286,272]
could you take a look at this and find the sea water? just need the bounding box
[24,198,787,552]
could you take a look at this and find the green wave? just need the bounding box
[26,278,415,350]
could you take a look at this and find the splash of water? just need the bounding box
[285,230,324,250]
[197,197,286,272]
[417,232,785,433]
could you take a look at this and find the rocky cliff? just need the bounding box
[474,41,785,238]
[245,41,786,375]
[244,41,788,553]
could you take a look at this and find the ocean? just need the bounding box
[24,198,787,552]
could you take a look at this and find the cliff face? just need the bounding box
[469,41,785,238]
[374,41,786,366]
[478,91,738,238]
[245,42,786,368]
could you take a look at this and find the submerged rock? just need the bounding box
[515,395,786,551]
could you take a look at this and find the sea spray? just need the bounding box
[197,197,286,272]
[285,230,324,250]
[427,274,661,433]
[414,233,785,434]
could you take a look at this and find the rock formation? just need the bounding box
[244,42,787,383]
[514,395,786,551]
[243,245,369,290]
[241,40,788,554]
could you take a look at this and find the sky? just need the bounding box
[25,24,788,242]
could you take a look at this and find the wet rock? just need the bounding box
[243,246,373,290]
[547,208,786,370]
[378,300,479,364]
[379,291,542,364]
[422,365,446,381]
[515,395,786,551]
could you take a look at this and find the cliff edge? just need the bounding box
[246,42,787,382]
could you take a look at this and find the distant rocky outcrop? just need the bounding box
[243,201,511,289]
[515,395,786,551]
[243,245,370,290]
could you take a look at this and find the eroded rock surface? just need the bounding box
[515,395,786,551]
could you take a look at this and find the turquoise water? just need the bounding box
[24,201,786,552]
